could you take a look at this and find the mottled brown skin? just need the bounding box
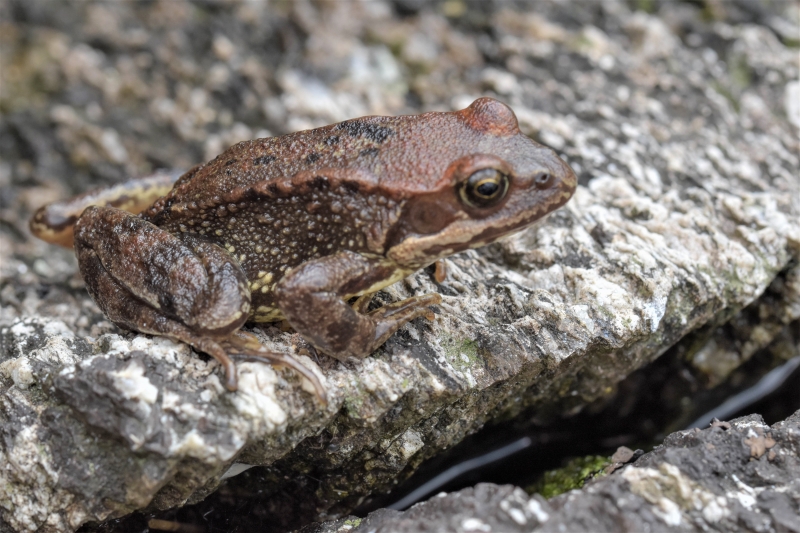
[30,98,577,403]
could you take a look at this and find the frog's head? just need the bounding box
[386,97,577,267]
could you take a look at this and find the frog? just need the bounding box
[30,97,577,403]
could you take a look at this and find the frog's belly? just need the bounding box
[250,304,285,322]
[245,270,284,322]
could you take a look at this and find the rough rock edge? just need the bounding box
[305,410,800,533]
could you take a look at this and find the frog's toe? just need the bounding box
[351,293,375,314]
[368,293,442,321]
[222,331,328,404]
[367,293,442,350]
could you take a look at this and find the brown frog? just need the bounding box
[30,98,577,403]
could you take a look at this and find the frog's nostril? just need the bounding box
[534,172,554,189]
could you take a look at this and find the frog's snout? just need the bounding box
[555,157,578,197]
[529,147,577,202]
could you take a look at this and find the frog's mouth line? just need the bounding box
[387,187,573,267]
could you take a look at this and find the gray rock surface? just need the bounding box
[307,410,800,533]
[1,1,798,532]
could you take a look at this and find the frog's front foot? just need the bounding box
[367,293,442,347]
[275,251,442,361]
[73,206,326,402]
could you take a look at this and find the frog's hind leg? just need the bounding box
[74,205,250,385]
[222,331,327,404]
[74,205,326,401]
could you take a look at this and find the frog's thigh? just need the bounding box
[76,241,240,388]
[274,251,441,360]
[73,206,250,338]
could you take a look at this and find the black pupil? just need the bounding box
[476,181,499,197]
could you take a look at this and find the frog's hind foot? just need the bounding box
[222,331,328,404]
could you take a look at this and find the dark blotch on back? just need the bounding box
[337,121,394,143]
[341,181,360,194]
[310,176,329,190]
[253,155,276,166]
[359,147,379,158]
[225,159,236,166]
[325,135,340,146]
[305,153,320,164]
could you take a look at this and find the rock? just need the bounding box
[1,1,798,532]
[308,410,800,533]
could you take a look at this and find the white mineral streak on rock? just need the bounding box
[526,498,550,522]
[786,80,800,129]
[9,321,35,337]
[42,320,74,339]
[569,305,595,334]
[359,358,388,393]
[161,390,206,421]
[2,323,80,389]
[170,429,226,462]
[732,418,771,430]
[111,361,158,405]
[1,356,34,389]
[726,474,761,510]
[392,429,424,462]
[230,362,288,433]
[39,337,84,368]
[623,463,730,526]
[655,497,683,527]
[526,263,566,293]
[460,517,490,531]
[161,387,244,462]
[500,493,530,525]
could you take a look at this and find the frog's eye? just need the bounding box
[459,168,510,208]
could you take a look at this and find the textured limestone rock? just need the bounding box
[307,411,800,533]
[1,1,798,531]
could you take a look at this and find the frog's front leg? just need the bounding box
[274,251,442,361]
[73,206,326,401]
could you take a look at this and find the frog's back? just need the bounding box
[144,101,534,222]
